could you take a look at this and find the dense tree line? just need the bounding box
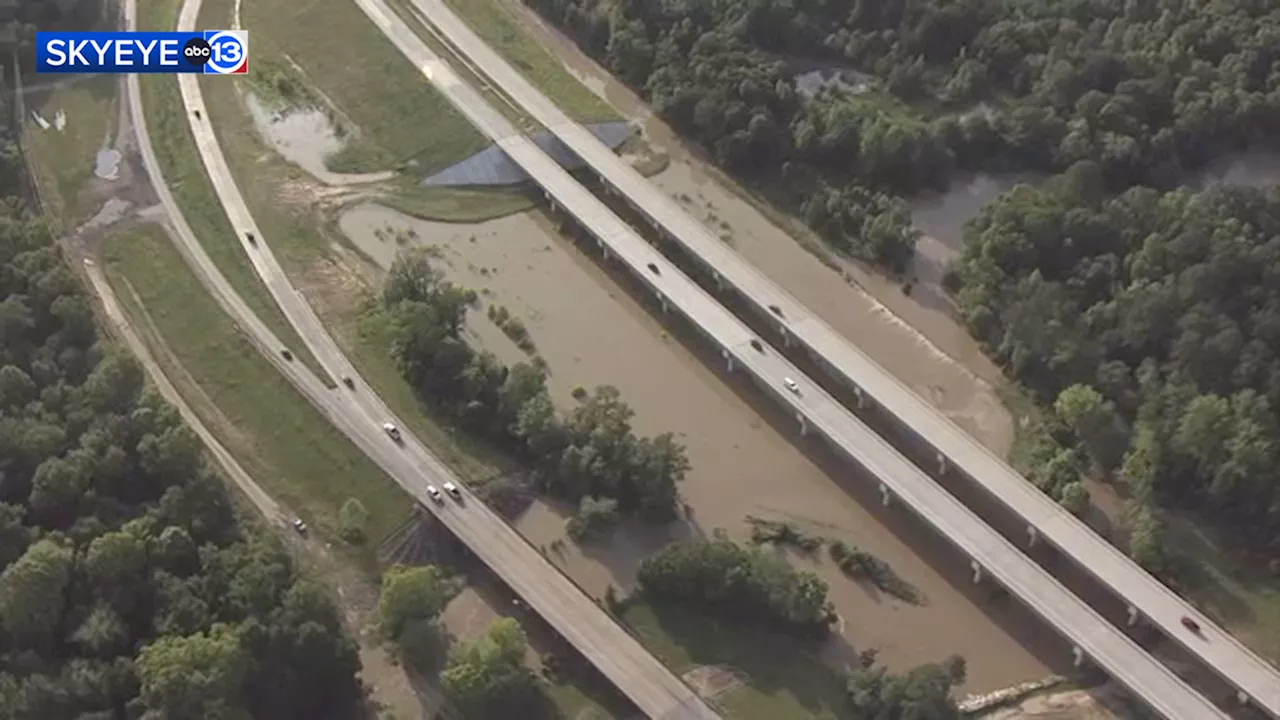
[635,531,835,636]
[0,219,365,717]
[527,0,1280,271]
[381,249,689,523]
[955,180,1280,562]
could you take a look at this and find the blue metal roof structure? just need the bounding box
[422,121,634,187]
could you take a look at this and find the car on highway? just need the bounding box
[382,422,402,442]
[783,377,800,394]
[647,262,660,275]
[246,231,256,246]
[1182,616,1201,633]
[426,485,444,503]
[193,109,201,120]
[343,376,354,389]
[750,338,764,353]
[443,482,461,501]
[281,349,293,361]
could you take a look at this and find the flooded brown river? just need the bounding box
[319,2,1280,695]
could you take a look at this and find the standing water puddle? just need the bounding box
[243,93,393,186]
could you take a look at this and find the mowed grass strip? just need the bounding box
[440,0,618,122]
[621,602,847,720]
[244,0,486,174]
[101,225,412,545]
[137,0,331,383]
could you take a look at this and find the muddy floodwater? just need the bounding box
[339,201,1051,691]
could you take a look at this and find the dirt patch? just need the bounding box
[682,665,746,701]
[277,176,364,209]
[979,687,1120,719]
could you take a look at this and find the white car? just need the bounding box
[291,518,307,534]
[783,377,800,394]
[426,485,443,503]
[382,422,402,441]
[443,482,461,500]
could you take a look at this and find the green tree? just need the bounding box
[135,624,248,720]
[0,537,73,648]
[846,655,965,719]
[566,495,619,542]
[338,497,369,544]
[1054,384,1127,471]
[376,564,461,642]
[440,618,539,718]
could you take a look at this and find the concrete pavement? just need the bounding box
[349,1,1238,717]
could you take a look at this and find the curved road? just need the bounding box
[118,1,722,718]
[396,1,1280,715]
[343,1,1234,717]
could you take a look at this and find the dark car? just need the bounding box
[193,109,201,120]
[343,376,355,389]
[768,304,783,317]
[246,232,256,246]
[750,338,764,353]
[647,262,661,275]
[1181,616,1201,633]
[281,349,293,361]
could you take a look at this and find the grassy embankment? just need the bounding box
[136,0,331,383]
[439,0,617,122]
[101,224,412,551]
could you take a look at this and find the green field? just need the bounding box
[441,0,618,122]
[24,74,118,229]
[621,602,847,720]
[100,224,413,547]
[242,0,485,173]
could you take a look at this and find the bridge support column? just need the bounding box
[970,560,983,584]
[1072,646,1085,668]
[722,349,734,372]
[1126,605,1139,627]
[937,452,948,475]
[797,413,808,436]
[879,483,891,507]
[1027,525,1037,547]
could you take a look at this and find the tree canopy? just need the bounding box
[528,0,1280,272]
[0,127,364,717]
[955,181,1280,555]
[636,532,835,636]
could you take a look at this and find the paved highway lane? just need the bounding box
[111,1,723,718]
[404,2,1280,715]
[348,1,1235,717]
